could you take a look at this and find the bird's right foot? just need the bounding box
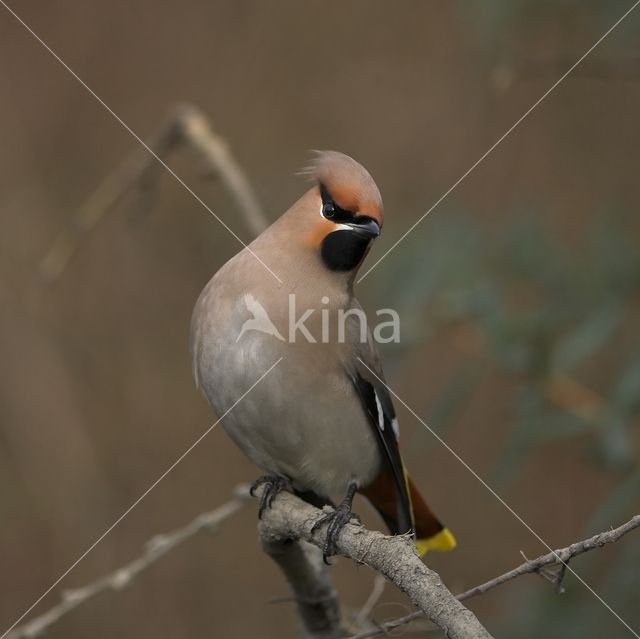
[250,475,292,518]
[310,480,359,563]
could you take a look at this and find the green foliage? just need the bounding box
[373,207,639,636]
[379,208,638,469]
[463,0,635,44]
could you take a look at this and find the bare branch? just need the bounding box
[6,485,251,639]
[262,538,342,639]
[255,487,494,639]
[457,514,640,600]
[354,575,386,629]
[350,514,640,639]
[172,104,268,237]
[39,104,269,283]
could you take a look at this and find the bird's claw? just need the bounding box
[311,502,360,563]
[250,475,292,518]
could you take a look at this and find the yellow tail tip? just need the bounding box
[416,528,457,556]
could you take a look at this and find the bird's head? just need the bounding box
[299,151,383,273]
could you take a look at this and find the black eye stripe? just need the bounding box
[319,183,355,224]
[317,183,378,271]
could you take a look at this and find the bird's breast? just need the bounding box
[190,273,382,499]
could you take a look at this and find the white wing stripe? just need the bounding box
[374,391,384,431]
[391,417,400,440]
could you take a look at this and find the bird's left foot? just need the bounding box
[311,481,359,563]
[250,474,292,518]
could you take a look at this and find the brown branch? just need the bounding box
[457,514,640,600]
[349,514,640,639]
[262,538,342,639]
[255,487,494,639]
[6,485,251,639]
[353,575,387,630]
[173,105,268,236]
[38,104,269,283]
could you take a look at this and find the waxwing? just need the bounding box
[191,151,455,558]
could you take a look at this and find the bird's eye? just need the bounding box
[323,202,335,218]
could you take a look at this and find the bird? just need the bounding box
[190,150,456,559]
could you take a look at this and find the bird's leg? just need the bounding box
[311,480,359,563]
[250,474,293,518]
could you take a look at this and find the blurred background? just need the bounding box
[1,1,639,637]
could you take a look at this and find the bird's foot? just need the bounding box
[311,490,360,563]
[250,475,292,518]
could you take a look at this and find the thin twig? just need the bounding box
[348,514,640,639]
[172,104,267,237]
[6,485,252,639]
[354,574,387,629]
[38,104,269,283]
[457,515,640,600]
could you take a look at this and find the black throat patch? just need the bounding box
[321,230,371,272]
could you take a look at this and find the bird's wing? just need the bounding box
[346,337,414,537]
[348,332,456,555]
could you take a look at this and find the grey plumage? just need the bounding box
[191,152,390,498]
[191,153,456,555]
[190,153,386,503]
[191,243,383,500]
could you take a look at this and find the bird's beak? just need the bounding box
[346,218,380,239]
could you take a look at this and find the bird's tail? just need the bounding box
[407,476,456,555]
[362,472,456,556]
